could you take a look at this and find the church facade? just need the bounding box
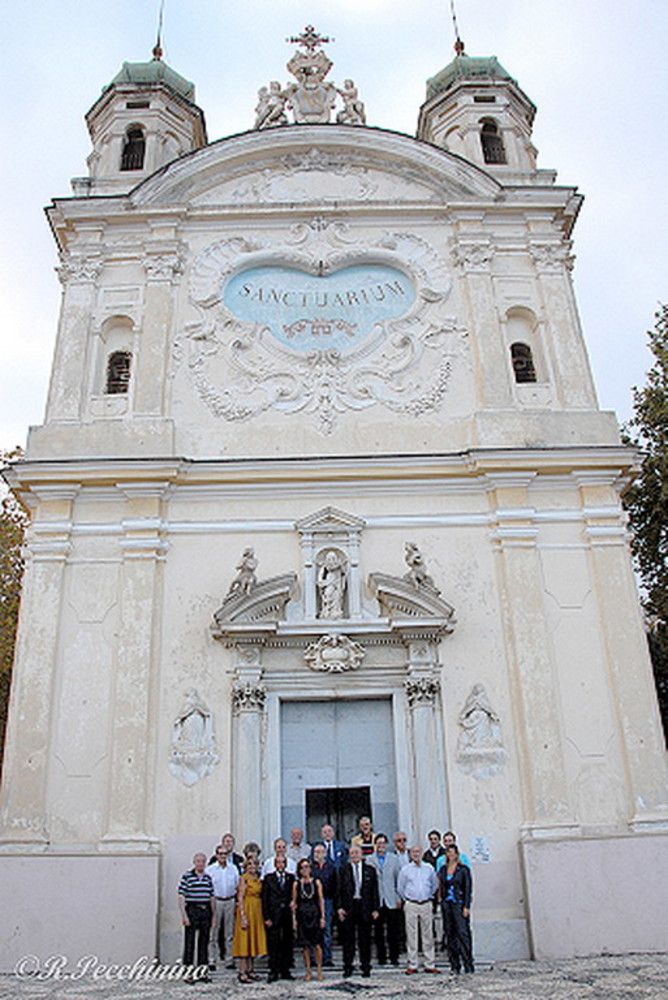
[1,31,667,969]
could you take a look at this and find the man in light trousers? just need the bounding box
[397,845,440,974]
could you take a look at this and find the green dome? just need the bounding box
[426,55,515,102]
[106,58,195,102]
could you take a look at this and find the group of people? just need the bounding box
[177,819,474,983]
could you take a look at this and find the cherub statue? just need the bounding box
[403,541,440,594]
[227,547,258,597]
[254,80,288,129]
[336,79,366,125]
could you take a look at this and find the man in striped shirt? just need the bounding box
[178,853,215,981]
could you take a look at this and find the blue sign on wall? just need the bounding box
[224,264,416,353]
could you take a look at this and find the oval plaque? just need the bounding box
[223,264,416,353]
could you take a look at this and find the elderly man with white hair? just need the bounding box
[397,844,440,975]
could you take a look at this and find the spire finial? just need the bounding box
[153,0,165,60]
[449,0,465,55]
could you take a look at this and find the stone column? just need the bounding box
[488,473,577,836]
[46,250,104,422]
[405,640,449,837]
[231,650,266,846]
[578,473,668,829]
[0,486,76,842]
[135,243,184,416]
[103,483,168,847]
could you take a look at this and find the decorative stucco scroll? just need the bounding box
[456,683,507,778]
[179,223,459,434]
[168,689,221,787]
[304,633,365,673]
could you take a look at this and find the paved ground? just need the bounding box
[1,953,666,1000]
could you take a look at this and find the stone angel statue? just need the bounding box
[336,79,366,125]
[254,80,288,129]
[227,547,258,597]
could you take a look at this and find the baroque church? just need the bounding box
[1,26,667,968]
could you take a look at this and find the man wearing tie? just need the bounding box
[261,855,296,982]
[336,844,380,978]
[316,823,347,868]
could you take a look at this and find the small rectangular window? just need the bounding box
[474,95,496,103]
[126,100,150,109]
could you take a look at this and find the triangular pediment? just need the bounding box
[295,506,366,533]
[129,125,502,209]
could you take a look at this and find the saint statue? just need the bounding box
[317,549,347,619]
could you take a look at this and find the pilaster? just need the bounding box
[0,487,77,843]
[487,473,577,836]
[404,640,449,837]
[530,240,597,409]
[134,241,184,416]
[576,474,668,829]
[231,648,266,846]
[452,237,512,408]
[46,249,104,422]
[103,483,168,846]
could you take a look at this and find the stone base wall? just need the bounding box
[0,853,159,974]
[521,831,668,958]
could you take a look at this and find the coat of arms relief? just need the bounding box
[178,221,462,434]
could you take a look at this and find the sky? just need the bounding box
[0,0,666,449]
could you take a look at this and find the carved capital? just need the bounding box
[143,249,185,281]
[530,241,575,273]
[405,676,441,707]
[232,681,266,715]
[57,252,104,285]
[304,633,365,673]
[451,241,495,272]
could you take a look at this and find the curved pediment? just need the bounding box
[368,572,456,631]
[129,125,502,209]
[212,573,298,632]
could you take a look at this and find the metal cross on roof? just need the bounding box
[287,25,334,52]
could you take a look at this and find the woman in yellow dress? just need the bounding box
[232,856,267,982]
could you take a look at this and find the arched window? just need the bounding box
[105,351,132,394]
[480,119,507,164]
[510,342,537,383]
[120,127,146,171]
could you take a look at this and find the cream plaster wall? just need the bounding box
[2,118,667,970]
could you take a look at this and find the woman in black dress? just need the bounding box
[439,844,474,974]
[291,858,326,980]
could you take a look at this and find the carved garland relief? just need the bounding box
[178,223,460,434]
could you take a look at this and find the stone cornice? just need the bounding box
[4,446,639,497]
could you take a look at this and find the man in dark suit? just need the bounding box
[315,823,347,868]
[336,844,380,977]
[261,855,295,982]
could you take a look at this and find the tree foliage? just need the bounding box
[0,447,28,771]
[622,305,668,742]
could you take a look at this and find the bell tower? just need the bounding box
[417,41,538,172]
[73,44,207,196]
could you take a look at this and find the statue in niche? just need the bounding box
[316,548,347,619]
[254,81,288,129]
[169,689,221,787]
[336,80,366,125]
[456,683,507,779]
[403,542,441,595]
[227,547,259,597]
